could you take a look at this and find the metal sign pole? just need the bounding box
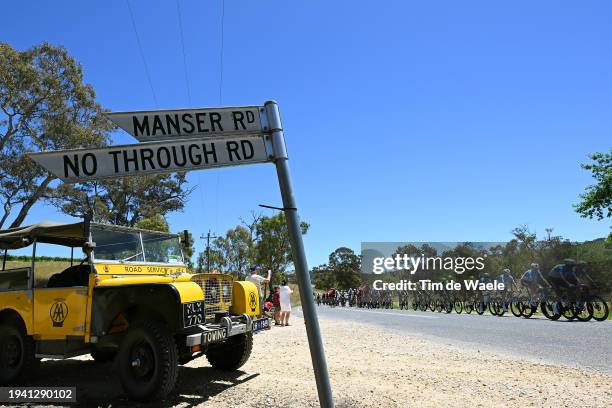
[264,100,335,408]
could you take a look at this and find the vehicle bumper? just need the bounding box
[185,314,270,347]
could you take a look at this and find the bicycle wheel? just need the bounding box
[464,301,473,314]
[574,302,593,322]
[561,303,576,320]
[510,298,523,317]
[521,301,535,319]
[476,301,485,315]
[591,296,609,321]
[541,301,561,321]
[454,301,463,314]
[488,301,498,316]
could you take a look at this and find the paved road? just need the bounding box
[299,306,612,373]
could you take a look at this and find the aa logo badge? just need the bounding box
[249,292,257,312]
[50,300,68,327]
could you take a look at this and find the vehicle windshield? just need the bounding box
[92,226,184,264]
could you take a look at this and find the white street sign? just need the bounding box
[29,135,271,183]
[106,106,263,142]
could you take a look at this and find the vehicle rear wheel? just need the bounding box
[206,332,253,370]
[0,323,37,384]
[454,301,463,314]
[117,320,178,401]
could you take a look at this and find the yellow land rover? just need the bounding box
[0,220,269,401]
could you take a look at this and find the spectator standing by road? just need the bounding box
[246,265,271,311]
[272,286,281,325]
[279,280,293,326]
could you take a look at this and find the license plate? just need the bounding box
[202,328,227,344]
[252,318,270,331]
[182,301,204,327]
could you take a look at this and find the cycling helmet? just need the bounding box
[563,258,576,265]
[530,263,539,269]
[503,268,511,274]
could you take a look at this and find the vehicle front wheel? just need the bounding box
[206,332,253,370]
[0,323,37,384]
[117,320,178,401]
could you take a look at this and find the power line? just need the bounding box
[126,0,158,107]
[218,0,225,105]
[176,0,192,105]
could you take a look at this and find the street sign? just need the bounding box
[29,135,271,183]
[106,106,263,142]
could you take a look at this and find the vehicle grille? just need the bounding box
[191,273,233,321]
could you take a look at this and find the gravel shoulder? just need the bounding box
[7,317,611,407]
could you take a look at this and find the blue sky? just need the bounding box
[2,1,611,267]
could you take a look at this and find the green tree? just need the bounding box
[311,264,336,289]
[327,247,362,289]
[135,213,169,232]
[0,42,112,228]
[196,212,309,285]
[202,225,253,276]
[253,212,309,286]
[575,149,612,243]
[575,149,612,220]
[49,173,192,227]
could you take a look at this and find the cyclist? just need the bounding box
[497,268,515,311]
[573,261,595,286]
[498,268,515,290]
[520,263,549,306]
[548,259,576,299]
[476,273,492,313]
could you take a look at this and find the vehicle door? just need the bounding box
[32,242,90,339]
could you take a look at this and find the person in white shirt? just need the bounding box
[279,280,293,326]
[246,265,271,313]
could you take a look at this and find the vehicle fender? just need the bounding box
[90,283,197,336]
[0,300,33,335]
[230,281,260,316]
[169,281,204,303]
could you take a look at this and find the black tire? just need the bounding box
[117,320,178,401]
[475,301,485,315]
[488,302,498,316]
[541,301,561,321]
[561,303,576,321]
[591,297,609,322]
[454,301,463,314]
[91,347,116,363]
[574,302,593,322]
[510,301,522,317]
[522,302,535,319]
[0,322,37,384]
[464,301,473,314]
[206,332,253,370]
